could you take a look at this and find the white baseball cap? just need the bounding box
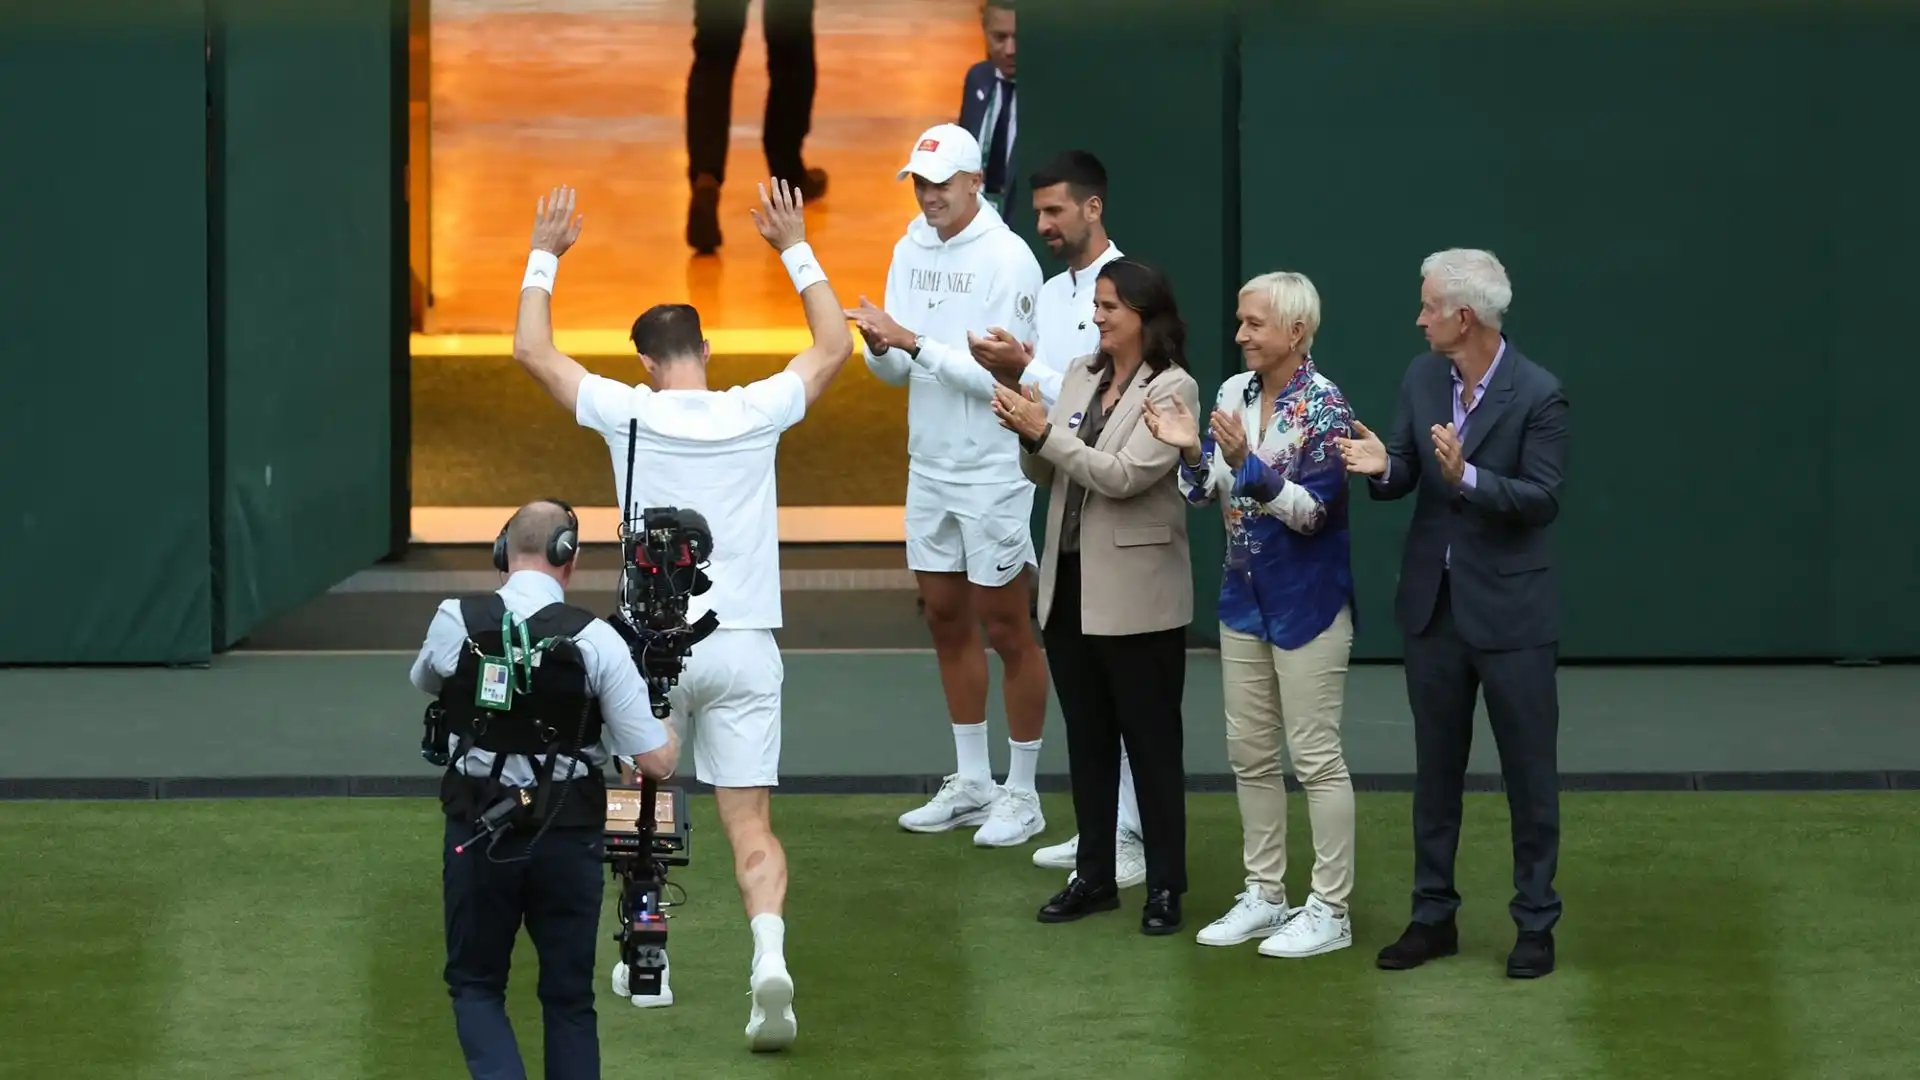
[896,123,982,183]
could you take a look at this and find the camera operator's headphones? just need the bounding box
[492,498,580,573]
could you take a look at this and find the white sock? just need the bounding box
[1006,738,1042,794]
[953,723,991,786]
[750,913,785,970]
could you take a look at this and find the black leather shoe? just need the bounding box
[686,174,722,254]
[1141,888,1182,935]
[1507,930,1555,979]
[1038,877,1119,923]
[1375,918,1459,970]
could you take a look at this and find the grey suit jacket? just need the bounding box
[1020,355,1200,637]
[1367,339,1569,651]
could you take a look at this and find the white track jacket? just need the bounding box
[865,198,1044,487]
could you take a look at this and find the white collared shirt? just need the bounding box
[1023,240,1124,408]
[408,570,670,786]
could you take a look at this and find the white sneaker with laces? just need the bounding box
[973,786,1044,847]
[611,954,674,1008]
[898,774,998,833]
[1033,832,1078,869]
[1257,894,1352,958]
[1195,888,1294,947]
[745,953,797,1052]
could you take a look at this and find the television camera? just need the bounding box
[608,418,721,719]
[604,775,691,998]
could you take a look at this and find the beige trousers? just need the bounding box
[1219,606,1356,912]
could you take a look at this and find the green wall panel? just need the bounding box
[212,0,398,647]
[1238,8,1917,660]
[1016,2,1239,640]
[0,1,212,664]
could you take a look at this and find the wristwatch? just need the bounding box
[905,333,925,358]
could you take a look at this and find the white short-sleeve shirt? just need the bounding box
[575,370,806,631]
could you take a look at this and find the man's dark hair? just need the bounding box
[1028,150,1107,203]
[629,303,705,362]
[982,0,1014,15]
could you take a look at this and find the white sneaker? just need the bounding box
[1033,832,1078,869]
[898,774,998,833]
[745,953,797,1052]
[1114,831,1146,889]
[1068,831,1147,888]
[611,954,674,1008]
[1195,888,1294,947]
[1258,894,1352,958]
[973,787,1044,847]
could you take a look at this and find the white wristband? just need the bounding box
[522,250,559,294]
[779,242,827,293]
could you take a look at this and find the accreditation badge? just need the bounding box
[476,657,514,711]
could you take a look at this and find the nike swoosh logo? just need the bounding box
[996,561,1019,572]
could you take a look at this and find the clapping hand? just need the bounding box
[748,177,806,252]
[968,327,1033,382]
[1431,422,1466,486]
[530,185,584,257]
[990,382,1050,440]
[1142,396,1201,457]
[844,296,913,354]
[1210,409,1250,469]
[1332,421,1388,477]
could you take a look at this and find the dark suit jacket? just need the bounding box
[959,60,1017,210]
[1367,339,1568,651]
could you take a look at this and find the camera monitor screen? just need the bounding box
[605,786,677,834]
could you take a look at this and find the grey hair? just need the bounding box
[1420,248,1512,329]
[1239,270,1322,353]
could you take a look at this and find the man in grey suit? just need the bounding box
[958,0,1017,215]
[1334,248,1569,980]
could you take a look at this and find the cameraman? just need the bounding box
[409,498,678,1080]
[509,178,853,1053]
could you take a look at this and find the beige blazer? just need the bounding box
[1019,355,1200,636]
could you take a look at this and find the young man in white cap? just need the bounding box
[844,123,1050,849]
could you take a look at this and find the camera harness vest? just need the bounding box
[437,592,608,825]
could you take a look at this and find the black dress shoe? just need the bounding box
[686,174,722,254]
[1038,877,1119,923]
[1141,888,1182,935]
[1375,918,1459,970]
[1507,930,1555,979]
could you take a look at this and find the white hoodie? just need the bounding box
[865,197,1044,487]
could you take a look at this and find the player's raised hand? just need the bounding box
[530,185,584,256]
[750,177,807,252]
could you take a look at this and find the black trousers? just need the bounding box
[442,819,606,1080]
[1403,573,1562,933]
[686,0,816,185]
[1042,553,1189,894]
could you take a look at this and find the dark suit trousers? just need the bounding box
[1042,554,1189,894]
[1404,573,1562,933]
[443,820,605,1080]
[686,0,816,185]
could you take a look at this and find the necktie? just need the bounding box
[985,80,1014,194]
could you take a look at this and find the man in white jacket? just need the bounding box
[845,123,1051,848]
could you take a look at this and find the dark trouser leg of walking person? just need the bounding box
[685,0,748,253]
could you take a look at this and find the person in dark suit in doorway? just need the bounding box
[684,0,828,255]
[958,0,1017,216]
[1333,247,1569,980]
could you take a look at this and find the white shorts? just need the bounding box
[664,628,784,789]
[904,473,1037,589]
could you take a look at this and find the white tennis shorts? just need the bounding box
[664,628,784,789]
[904,473,1037,589]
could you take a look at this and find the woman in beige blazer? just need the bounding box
[988,257,1201,936]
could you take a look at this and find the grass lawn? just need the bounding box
[4,792,1916,1079]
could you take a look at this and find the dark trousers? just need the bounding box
[1403,573,1562,933]
[442,819,606,1080]
[686,0,816,185]
[1042,554,1189,894]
